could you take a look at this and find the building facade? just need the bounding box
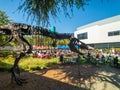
[74,15,120,49]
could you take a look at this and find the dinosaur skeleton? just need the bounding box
[0,23,89,85]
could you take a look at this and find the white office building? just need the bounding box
[74,15,120,49]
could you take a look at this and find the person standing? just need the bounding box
[113,56,119,68]
[86,52,91,63]
[59,54,64,64]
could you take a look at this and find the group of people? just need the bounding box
[32,48,119,68]
[32,49,75,60]
[32,50,57,59]
[57,49,77,64]
[86,49,119,68]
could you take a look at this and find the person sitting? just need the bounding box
[96,53,100,60]
[95,53,100,64]
[45,52,50,59]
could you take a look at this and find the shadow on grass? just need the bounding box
[0,61,119,90]
[0,59,87,90]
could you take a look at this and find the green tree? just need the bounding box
[0,10,12,26]
[18,0,90,26]
[0,10,14,46]
[57,39,68,45]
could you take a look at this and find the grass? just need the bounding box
[0,55,59,72]
[19,57,59,71]
[0,55,119,72]
[0,55,14,71]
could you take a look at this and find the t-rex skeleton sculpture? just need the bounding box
[0,23,89,85]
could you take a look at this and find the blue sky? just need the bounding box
[0,0,120,33]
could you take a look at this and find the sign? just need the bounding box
[49,26,56,33]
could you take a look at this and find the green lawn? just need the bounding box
[0,55,120,72]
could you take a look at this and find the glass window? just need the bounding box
[77,32,88,40]
[108,30,120,36]
[114,31,119,36]
[108,32,114,36]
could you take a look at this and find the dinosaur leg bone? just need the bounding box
[11,36,29,85]
[11,52,26,85]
